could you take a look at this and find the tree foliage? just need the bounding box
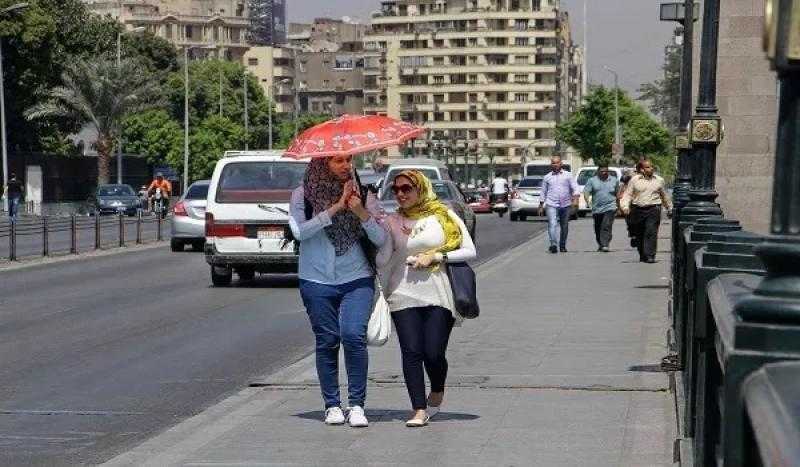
[638,39,682,131]
[0,0,177,154]
[556,86,674,175]
[26,57,164,183]
[276,114,331,149]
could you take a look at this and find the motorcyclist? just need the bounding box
[490,175,510,204]
[147,172,172,216]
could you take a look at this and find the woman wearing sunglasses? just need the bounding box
[290,155,387,428]
[376,170,477,427]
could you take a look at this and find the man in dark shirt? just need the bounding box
[3,173,23,223]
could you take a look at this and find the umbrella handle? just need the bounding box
[351,166,368,206]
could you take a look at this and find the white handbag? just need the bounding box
[367,281,391,346]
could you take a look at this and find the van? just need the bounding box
[381,158,452,193]
[523,160,572,178]
[204,151,309,286]
[574,166,624,217]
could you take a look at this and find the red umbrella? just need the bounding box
[284,114,427,159]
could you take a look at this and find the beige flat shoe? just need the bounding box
[405,413,430,427]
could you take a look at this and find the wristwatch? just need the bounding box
[442,253,448,263]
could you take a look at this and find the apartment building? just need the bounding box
[243,46,296,114]
[83,0,250,61]
[288,18,368,53]
[364,0,583,180]
[249,0,287,46]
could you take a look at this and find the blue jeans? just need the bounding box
[546,205,571,248]
[299,277,375,409]
[7,196,20,224]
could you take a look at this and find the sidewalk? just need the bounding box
[105,219,676,467]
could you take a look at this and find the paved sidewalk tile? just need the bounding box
[105,219,677,467]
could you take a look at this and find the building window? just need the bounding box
[467,74,478,84]
[515,130,528,139]
[515,19,528,31]
[514,93,528,102]
[248,58,258,66]
[434,76,445,85]
[185,25,195,40]
[468,93,478,102]
[434,94,445,103]
[434,112,445,121]
[323,79,330,88]
[515,55,528,65]
[434,57,445,66]
[514,74,528,84]
[496,92,507,103]
[469,111,478,121]
[468,38,478,47]
[514,37,528,46]
[469,130,478,139]
[231,28,241,43]
[515,112,528,121]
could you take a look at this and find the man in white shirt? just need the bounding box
[490,176,509,204]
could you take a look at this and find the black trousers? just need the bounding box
[592,211,615,248]
[629,205,662,260]
[392,306,455,410]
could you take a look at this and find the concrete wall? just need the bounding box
[714,0,778,234]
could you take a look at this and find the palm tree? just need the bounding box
[25,57,163,184]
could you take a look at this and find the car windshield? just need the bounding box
[525,164,571,177]
[216,162,307,203]
[185,183,209,200]
[577,170,597,186]
[98,185,134,197]
[517,178,543,188]
[380,182,453,201]
[386,168,440,184]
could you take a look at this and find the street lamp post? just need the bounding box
[0,3,29,213]
[115,26,145,185]
[603,65,622,162]
[243,70,249,151]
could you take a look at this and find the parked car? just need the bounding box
[464,189,491,214]
[92,184,140,216]
[356,169,383,194]
[380,179,477,240]
[204,151,309,286]
[510,177,545,222]
[574,166,624,218]
[380,158,453,196]
[170,180,210,252]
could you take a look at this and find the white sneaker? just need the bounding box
[324,407,345,425]
[347,406,369,428]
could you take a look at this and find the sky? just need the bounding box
[287,0,677,97]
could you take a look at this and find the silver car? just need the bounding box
[171,180,210,252]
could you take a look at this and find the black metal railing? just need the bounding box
[0,212,169,263]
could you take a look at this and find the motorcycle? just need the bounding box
[152,188,167,219]
[490,191,509,217]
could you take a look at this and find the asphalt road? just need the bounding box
[0,213,545,466]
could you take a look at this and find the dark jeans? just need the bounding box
[629,205,662,260]
[392,306,455,410]
[592,210,616,248]
[299,277,375,409]
[546,206,571,248]
[7,196,21,223]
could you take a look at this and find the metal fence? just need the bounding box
[0,213,169,262]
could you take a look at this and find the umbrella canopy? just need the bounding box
[284,114,427,159]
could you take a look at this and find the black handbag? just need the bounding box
[444,261,480,319]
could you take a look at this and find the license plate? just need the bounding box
[257,228,284,240]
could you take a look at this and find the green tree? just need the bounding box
[556,86,673,174]
[164,115,247,181]
[121,109,182,166]
[25,57,163,183]
[638,37,682,131]
[0,0,177,153]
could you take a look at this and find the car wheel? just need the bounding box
[191,241,205,252]
[211,266,233,287]
[510,212,518,222]
[237,267,256,282]
[170,239,184,252]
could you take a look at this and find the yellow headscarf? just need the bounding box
[395,170,462,258]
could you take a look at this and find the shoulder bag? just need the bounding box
[445,261,480,319]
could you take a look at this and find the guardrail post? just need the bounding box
[70,214,78,255]
[136,211,142,244]
[118,213,125,248]
[156,214,162,241]
[9,222,16,261]
[94,214,100,250]
[42,217,49,257]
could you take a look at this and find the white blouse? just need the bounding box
[376,209,477,322]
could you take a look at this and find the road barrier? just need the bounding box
[0,212,170,263]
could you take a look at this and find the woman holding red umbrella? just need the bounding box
[289,154,386,428]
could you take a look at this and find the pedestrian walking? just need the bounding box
[289,156,387,428]
[583,164,619,252]
[377,170,477,427]
[538,155,580,253]
[618,169,637,247]
[2,173,24,224]
[620,158,672,263]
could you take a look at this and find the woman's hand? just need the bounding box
[348,194,370,221]
[327,183,355,217]
[410,252,437,269]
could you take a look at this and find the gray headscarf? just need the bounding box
[303,158,362,256]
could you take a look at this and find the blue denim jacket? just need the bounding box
[289,186,387,285]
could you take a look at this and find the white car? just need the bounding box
[574,166,624,217]
[204,151,309,286]
[380,158,452,197]
[510,177,544,222]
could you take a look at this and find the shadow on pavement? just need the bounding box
[293,409,481,423]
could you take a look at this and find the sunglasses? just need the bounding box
[391,184,415,195]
